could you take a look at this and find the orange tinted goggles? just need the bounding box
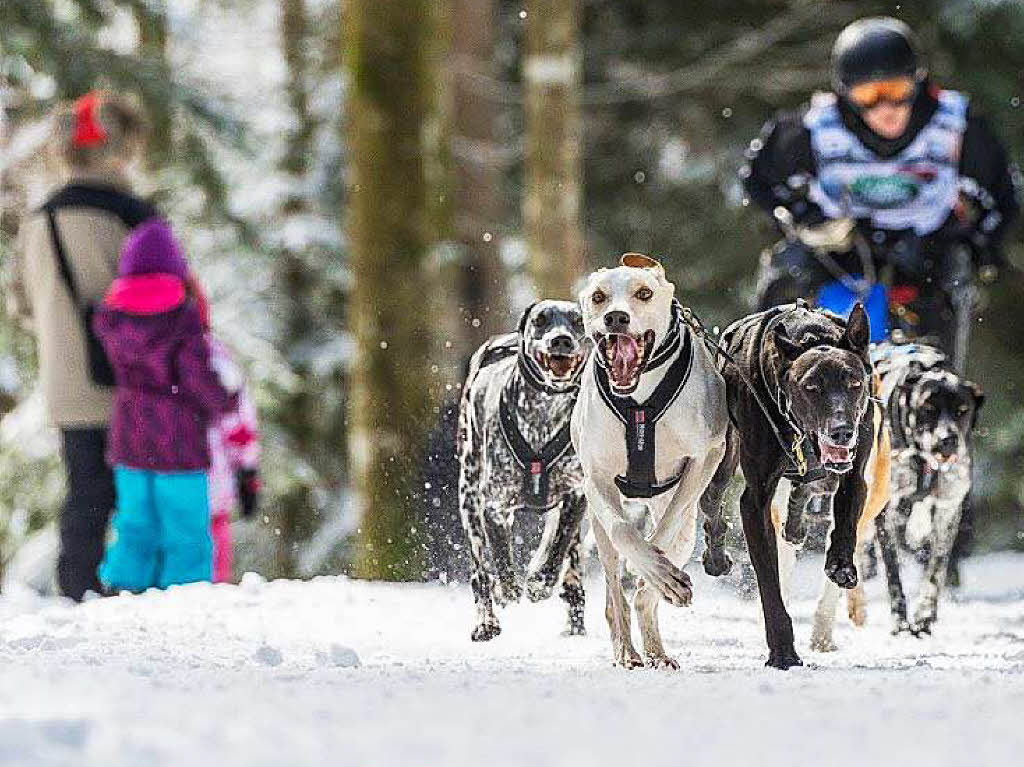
[847,78,917,108]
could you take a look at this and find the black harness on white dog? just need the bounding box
[595,302,694,499]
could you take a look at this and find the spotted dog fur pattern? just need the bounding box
[458,301,591,642]
[871,343,984,636]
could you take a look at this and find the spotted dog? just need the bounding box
[870,342,984,636]
[458,301,591,641]
[571,254,729,669]
[700,302,874,669]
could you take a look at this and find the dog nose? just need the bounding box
[604,311,630,333]
[828,424,855,446]
[938,434,959,455]
[549,334,575,355]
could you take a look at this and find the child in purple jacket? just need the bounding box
[93,218,235,592]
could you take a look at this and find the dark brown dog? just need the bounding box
[700,302,874,669]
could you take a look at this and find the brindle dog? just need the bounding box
[700,303,873,669]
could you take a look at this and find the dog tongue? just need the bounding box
[820,440,851,465]
[612,335,639,383]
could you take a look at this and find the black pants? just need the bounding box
[58,428,115,600]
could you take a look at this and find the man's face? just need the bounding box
[846,76,916,139]
[862,101,912,139]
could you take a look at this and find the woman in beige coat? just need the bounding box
[9,92,158,600]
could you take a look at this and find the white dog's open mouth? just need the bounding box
[598,330,654,393]
[817,435,854,473]
[533,350,584,382]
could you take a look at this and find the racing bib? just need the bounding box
[803,90,967,235]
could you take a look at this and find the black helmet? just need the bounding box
[831,17,923,92]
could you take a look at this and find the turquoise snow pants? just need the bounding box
[99,466,213,592]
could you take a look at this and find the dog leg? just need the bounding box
[559,527,586,636]
[846,545,868,628]
[810,578,841,652]
[592,516,642,668]
[461,492,501,642]
[526,493,586,603]
[586,477,692,608]
[701,434,736,577]
[912,489,966,635]
[635,578,677,669]
[483,509,521,607]
[825,470,867,590]
[739,461,801,670]
[874,504,911,634]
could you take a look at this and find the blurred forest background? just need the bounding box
[0,0,1020,586]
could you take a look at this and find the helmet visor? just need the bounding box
[846,77,917,109]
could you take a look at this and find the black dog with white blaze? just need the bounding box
[871,343,984,636]
[458,301,591,641]
[700,302,874,669]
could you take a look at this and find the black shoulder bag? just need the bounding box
[43,206,116,387]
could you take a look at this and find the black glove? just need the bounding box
[237,469,260,519]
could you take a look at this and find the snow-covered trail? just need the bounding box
[1,554,1023,767]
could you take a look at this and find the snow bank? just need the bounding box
[1,554,1023,766]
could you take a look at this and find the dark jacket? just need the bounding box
[94,280,234,472]
[741,83,1019,258]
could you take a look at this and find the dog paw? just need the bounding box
[765,649,804,670]
[824,555,858,590]
[809,632,838,653]
[646,654,680,671]
[890,617,913,636]
[638,549,693,607]
[470,621,501,642]
[847,595,867,627]
[561,621,586,638]
[702,547,733,577]
[910,618,934,637]
[524,571,557,603]
[493,578,522,607]
[614,646,645,670]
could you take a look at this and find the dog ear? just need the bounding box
[620,253,665,279]
[517,302,539,334]
[842,303,870,357]
[773,325,804,363]
[966,380,985,430]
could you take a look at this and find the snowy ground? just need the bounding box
[1,553,1023,767]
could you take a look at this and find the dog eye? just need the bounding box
[533,314,548,328]
[592,291,607,305]
[849,380,863,389]
[635,287,653,301]
[957,405,970,416]
[572,316,584,329]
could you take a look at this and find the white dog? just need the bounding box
[571,254,729,668]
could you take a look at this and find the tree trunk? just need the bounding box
[345,0,442,580]
[450,0,506,348]
[268,0,324,579]
[522,0,584,299]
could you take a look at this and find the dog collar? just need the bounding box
[594,321,694,498]
[498,375,575,510]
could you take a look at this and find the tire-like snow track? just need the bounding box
[1,555,1023,766]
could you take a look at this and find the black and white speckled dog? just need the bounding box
[458,301,591,641]
[871,342,984,636]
